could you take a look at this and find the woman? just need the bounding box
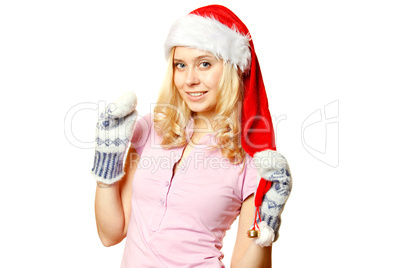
[92,5,292,267]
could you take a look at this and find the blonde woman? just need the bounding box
[92,5,292,268]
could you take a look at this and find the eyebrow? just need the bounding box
[173,54,215,62]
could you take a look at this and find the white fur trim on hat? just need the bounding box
[164,14,251,72]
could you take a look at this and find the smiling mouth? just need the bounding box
[187,91,207,97]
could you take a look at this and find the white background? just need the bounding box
[1,0,401,267]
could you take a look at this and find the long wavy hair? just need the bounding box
[154,48,246,164]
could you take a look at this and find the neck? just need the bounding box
[193,111,216,134]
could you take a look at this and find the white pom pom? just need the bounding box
[254,222,275,247]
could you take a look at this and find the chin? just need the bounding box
[188,107,204,114]
[183,99,216,115]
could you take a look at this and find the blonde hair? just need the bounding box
[154,48,246,164]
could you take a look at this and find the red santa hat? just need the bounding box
[164,4,276,224]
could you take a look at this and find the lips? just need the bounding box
[187,91,207,97]
[186,91,208,100]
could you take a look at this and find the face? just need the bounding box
[173,47,224,121]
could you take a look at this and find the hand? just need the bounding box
[253,149,292,246]
[91,92,138,184]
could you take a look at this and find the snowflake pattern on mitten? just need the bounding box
[254,149,292,243]
[91,92,137,184]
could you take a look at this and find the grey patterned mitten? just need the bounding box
[253,149,292,246]
[91,92,137,184]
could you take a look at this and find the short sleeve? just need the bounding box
[130,113,152,156]
[240,154,258,201]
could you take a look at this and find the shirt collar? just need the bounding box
[185,117,220,145]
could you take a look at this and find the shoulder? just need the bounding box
[242,153,257,174]
[136,113,153,127]
[131,113,153,151]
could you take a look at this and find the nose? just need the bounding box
[185,68,200,86]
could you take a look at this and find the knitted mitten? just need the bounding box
[253,149,292,247]
[91,92,137,184]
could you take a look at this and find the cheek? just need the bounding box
[204,71,222,89]
[174,76,186,98]
[173,73,184,90]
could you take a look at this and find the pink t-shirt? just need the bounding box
[121,114,257,268]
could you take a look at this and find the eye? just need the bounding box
[174,62,186,69]
[200,62,211,68]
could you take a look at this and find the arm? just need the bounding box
[95,146,138,246]
[231,194,272,268]
[91,92,138,246]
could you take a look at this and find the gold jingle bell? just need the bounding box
[247,228,260,238]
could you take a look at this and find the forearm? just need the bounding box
[235,243,272,268]
[95,182,126,246]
